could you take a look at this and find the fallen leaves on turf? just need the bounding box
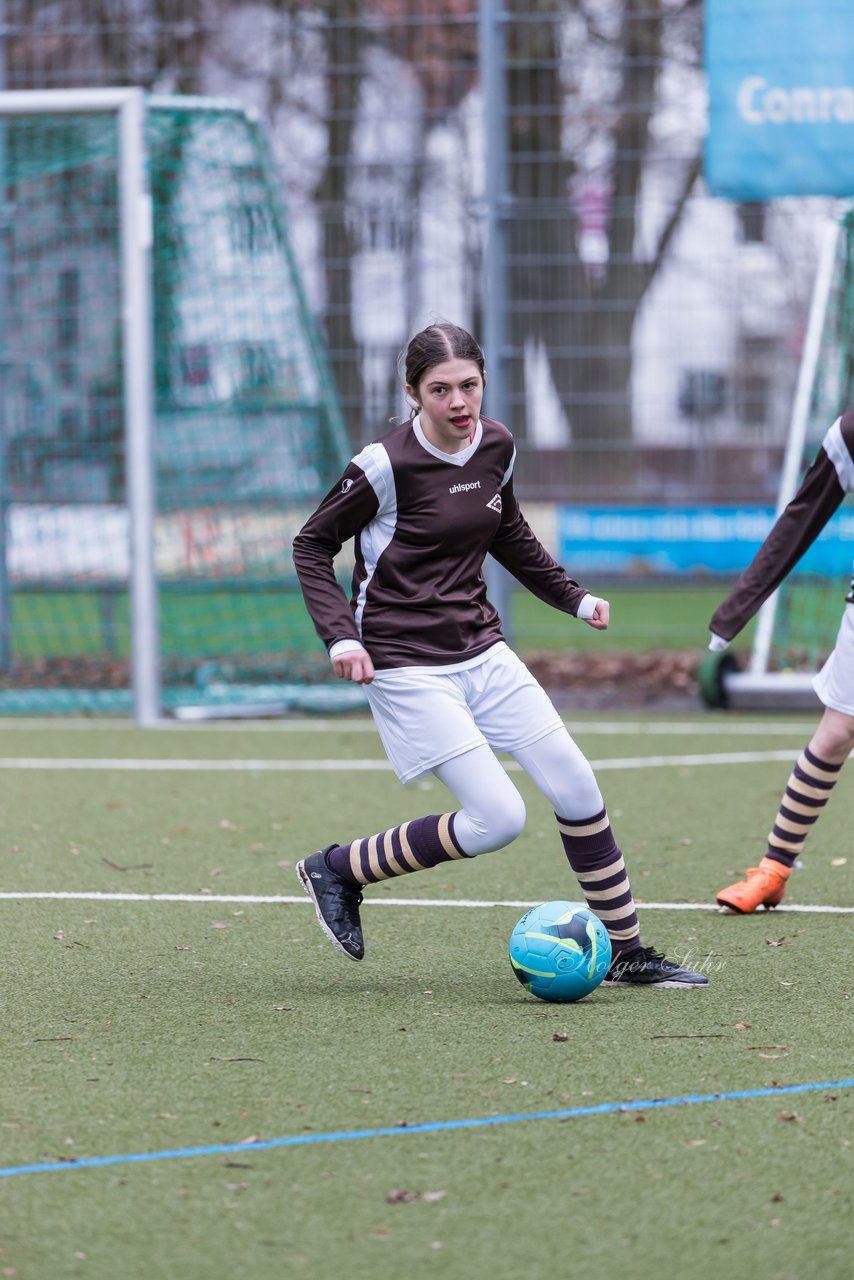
[651,1033,729,1040]
[210,1056,265,1063]
[385,1189,447,1204]
[101,857,153,872]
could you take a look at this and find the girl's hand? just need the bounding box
[332,648,376,684]
[583,598,610,631]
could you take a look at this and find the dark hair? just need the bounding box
[403,323,486,396]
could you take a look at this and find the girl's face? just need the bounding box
[407,357,485,454]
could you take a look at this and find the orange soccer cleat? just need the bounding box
[716,857,792,914]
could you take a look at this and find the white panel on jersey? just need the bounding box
[824,416,854,493]
[352,442,397,635]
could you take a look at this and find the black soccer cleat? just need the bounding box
[296,846,365,960]
[603,944,709,989]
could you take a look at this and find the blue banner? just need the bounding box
[704,0,854,198]
[557,507,854,577]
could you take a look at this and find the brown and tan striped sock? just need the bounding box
[765,745,843,869]
[555,807,641,958]
[325,813,466,887]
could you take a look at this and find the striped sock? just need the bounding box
[765,745,843,869]
[555,807,641,957]
[325,813,466,887]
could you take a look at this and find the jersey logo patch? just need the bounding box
[341,478,354,494]
[486,494,502,513]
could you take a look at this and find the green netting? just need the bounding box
[767,208,854,673]
[0,96,351,715]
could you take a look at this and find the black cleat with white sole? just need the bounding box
[603,944,708,988]
[296,846,365,960]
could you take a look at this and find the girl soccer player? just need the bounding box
[710,407,854,912]
[293,322,707,987]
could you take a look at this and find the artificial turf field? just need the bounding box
[0,712,851,1279]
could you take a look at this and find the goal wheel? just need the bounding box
[698,650,740,709]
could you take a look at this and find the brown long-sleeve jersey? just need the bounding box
[292,414,590,670]
[710,408,854,643]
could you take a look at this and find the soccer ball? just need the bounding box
[509,900,612,1003]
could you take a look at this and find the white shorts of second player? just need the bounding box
[365,641,564,784]
[813,602,854,717]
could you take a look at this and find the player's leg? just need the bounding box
[465,649,706,987]
[716,706,854,913]
[509,727,639,954]
[717,606,854,914]
[512,727,708,988]
[297,667,526,960]
[297,744,526,960]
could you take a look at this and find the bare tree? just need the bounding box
[346,0,703,453]
[5,0,210,91]
[505,0,703,455]
[212,0,369,443]
[4,0,705,456]
[311,0,366,444]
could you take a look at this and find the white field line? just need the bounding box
[0,890,851,914]
[0,749,816,772]
[0,756,395,770]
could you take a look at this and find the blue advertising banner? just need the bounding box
[557,507,854,577]
[704,0,854,198]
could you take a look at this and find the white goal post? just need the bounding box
[0,87,160,725]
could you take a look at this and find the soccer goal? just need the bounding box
[702,203,854,710]
[0,89,354,723]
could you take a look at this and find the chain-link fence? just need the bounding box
[2,0,838,505]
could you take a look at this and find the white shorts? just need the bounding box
[813,603,854,716]
[365,643,565,784]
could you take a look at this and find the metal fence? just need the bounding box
[0,0,840,502]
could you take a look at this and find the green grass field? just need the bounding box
[9,583,751,660]
[1,712,851,1279]
[513,584,756,652]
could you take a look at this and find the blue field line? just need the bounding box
[1,1079,852,1180]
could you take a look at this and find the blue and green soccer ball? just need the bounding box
[509,900,612,1002]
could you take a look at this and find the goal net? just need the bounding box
[0,90,358,720]
[715,204,854,709]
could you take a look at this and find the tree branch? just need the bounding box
[639,147,701,303]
